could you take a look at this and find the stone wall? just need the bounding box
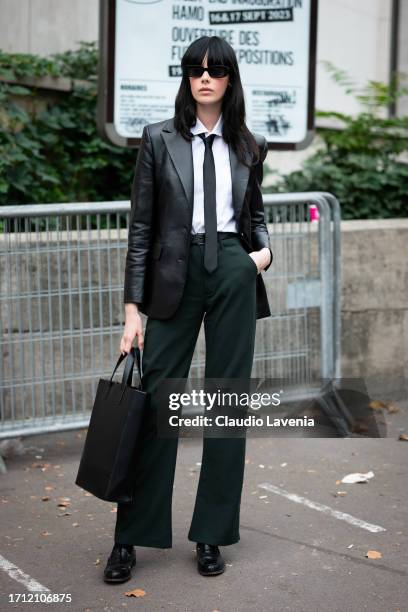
[338,219,408,400]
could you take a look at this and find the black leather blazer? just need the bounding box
[124,116,273,320]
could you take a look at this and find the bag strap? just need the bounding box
[122,348,136,386]
[109,351,128,384]
[133,346,143,390]
[109,347,143,389]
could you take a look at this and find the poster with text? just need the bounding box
[102,0,317,148]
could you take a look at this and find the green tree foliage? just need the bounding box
[0,42,136,205]
[1,48,407,218]
[268,62,408,219]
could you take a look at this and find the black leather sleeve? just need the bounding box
[124,125,154,305]
[250,136,273,272]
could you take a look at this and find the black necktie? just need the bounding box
[197,132,217,273]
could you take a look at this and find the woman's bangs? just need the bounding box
[181,39,208,66]
[206,41,230,67]
[182,37,231,68]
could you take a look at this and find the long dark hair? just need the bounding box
[174,36,261,168]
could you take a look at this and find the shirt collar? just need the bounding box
[191,113,223,137]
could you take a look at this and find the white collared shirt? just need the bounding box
[190,114,237,235]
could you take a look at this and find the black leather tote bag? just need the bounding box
[75,347,148,503]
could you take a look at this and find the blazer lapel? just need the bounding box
[161,117,251,220]
[161,118,194,209]
[228,143,251,221]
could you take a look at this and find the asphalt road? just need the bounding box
[1,402,407,612]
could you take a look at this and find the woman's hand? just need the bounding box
[120,303,144,355]
[248,248,272,273]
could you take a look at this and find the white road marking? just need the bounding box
[0,553,50,592]
[258,482,386,533]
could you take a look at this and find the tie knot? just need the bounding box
[198,132,216,148]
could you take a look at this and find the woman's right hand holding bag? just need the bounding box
[120,303,144,355]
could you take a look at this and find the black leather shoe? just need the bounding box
[103,543,136,583]
[196,542,225,576]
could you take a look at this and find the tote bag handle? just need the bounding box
[108,347,143,391]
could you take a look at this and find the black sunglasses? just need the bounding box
[183,64,230,78]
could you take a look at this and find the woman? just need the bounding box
[103,35,273,583]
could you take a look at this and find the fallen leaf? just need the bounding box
[31,462,51,471]
[385,401,399,413]
[41,496,50,502]
[125,588,146,597]
[94,558,100,565]
[369,400,387,411]
[41,531,52,537]
[369,399,399,413]
[399,434,408,442]
[366,550,382,559]
[72,523,79,527]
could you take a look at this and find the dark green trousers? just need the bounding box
[114,235,258,547]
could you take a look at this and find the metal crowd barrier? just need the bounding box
[262,192,341,382]
[0,193,341,439]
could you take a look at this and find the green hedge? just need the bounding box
[266,62,408,219]
[1,47,407,219]
[0,42,135,205]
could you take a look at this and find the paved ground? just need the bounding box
[1,401,407,612]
